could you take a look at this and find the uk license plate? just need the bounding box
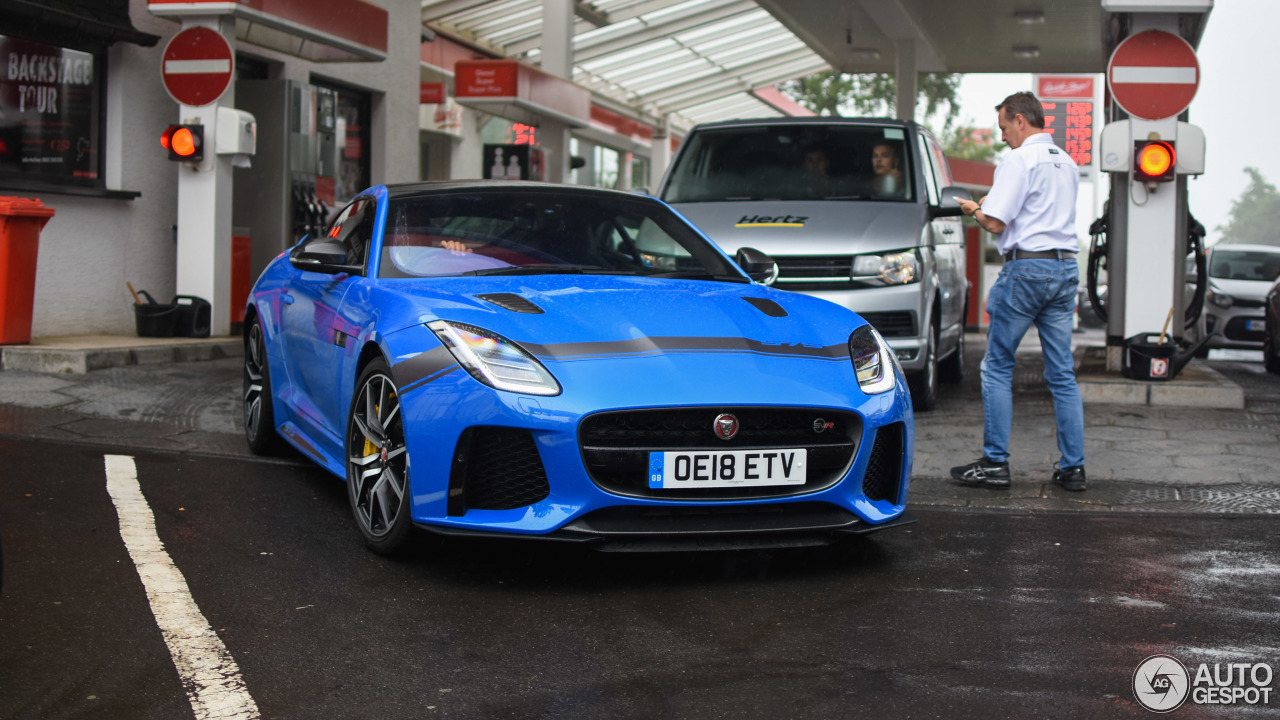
[648,449,807,489]
[1247,319,1266,331]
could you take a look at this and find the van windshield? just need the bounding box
[662,125,914,203]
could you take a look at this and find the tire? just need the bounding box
[908,322,939,411]
[243,318,283,455]
[938,325,966,384]
[346,357,413,555]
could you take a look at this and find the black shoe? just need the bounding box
[950,458,1011,489]
[1052,464,1087,492]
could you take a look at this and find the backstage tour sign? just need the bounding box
[1107,29,1199,121]
[161,27,233,106]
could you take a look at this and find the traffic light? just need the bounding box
[161,124,204,162]
[1133,140,1175,184]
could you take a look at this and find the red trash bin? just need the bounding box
[0,197,56,345]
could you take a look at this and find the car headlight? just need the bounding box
[849,324,898,394]
[1208,290,1233,309]
[428,321,561,396]
[851,250,920,286]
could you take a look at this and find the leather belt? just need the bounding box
[1003,248,1077,262]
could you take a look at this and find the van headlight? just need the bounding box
[849,324,898,394]
[428,321,561,396]
[851,250,920,286]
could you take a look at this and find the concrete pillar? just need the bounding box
[648,116,673,190]
[174,15,235,336]
[894,39,917,122]
[540,0,575,183]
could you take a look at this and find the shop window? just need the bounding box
[0,34,104,192]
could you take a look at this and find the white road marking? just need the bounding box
[104,455,260,720]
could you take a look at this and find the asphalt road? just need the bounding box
[2,438,1277,719]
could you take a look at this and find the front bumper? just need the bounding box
[419,508,918,552]
[1203,305,1267,350]
[389,339,915,540]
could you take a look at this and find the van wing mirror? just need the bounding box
[931,186,973,218]
[735,247,779,285]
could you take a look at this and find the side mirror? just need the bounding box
[735,247,779,285]
[930,186,973,218]
[291,240,357,273]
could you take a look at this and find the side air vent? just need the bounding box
[741,296,788,317]
[477,293,544,314]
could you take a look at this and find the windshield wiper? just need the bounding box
[644,271,750,283]
[465,265,587,276]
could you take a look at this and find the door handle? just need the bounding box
[281,292,295,305]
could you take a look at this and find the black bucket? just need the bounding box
[134,301,178,337]
[1121,333,1178,381]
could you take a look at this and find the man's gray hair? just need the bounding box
[996,92,1045,129]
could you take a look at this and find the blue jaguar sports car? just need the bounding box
[243,181,914,553]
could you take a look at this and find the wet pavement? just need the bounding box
[2,439,1277,719]
[1,333,1279,514]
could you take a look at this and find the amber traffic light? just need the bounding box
[1134,140,1175,183]
[161,124,204,162]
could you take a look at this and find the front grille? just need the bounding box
[1231,298,1265,309]
[862,422,905,503]
[858,311,917,338]
[579,407,861,500]
[773,255,857,291]
[1224,316,1265,343]
[448,427,550,514]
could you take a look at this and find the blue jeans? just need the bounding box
[980,258,1085,468]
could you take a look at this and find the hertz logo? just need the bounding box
[735,214,807,228]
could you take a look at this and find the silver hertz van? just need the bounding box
[659,117,972,410]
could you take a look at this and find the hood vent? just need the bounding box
[477,293,545,314]
[741,296,788,318]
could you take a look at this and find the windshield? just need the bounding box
[1208,249,1280,282]
[379,189,745,281]
[662,125,914,203]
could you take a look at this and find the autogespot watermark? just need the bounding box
[1133,654,1274,713]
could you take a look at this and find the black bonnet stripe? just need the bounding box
[393,346,458,393]
[521,336,848,361]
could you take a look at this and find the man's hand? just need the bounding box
[958,198,980,217]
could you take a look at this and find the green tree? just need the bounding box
[1216,167,1280,246]
[940,124,999,163]
[783,70,963,132]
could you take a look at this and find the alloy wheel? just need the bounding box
[347,371,409,539]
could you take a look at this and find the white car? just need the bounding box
[1188,244,1280,352]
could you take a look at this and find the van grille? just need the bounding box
[773,255,856,291]
[858,311,917,338]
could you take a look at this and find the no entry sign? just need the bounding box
[1107,30,1199,121]
[161,27,233,107]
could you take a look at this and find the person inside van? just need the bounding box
[800,146,832,197]
[870,141,905,196]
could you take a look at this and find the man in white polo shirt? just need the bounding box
[950,91,1087,492]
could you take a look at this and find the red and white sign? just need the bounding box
[1037,75,1095,100]
[420,82,446,104]
[1151,358,1170,378]
[161,27,233,107]
[1107,30,1199,121]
